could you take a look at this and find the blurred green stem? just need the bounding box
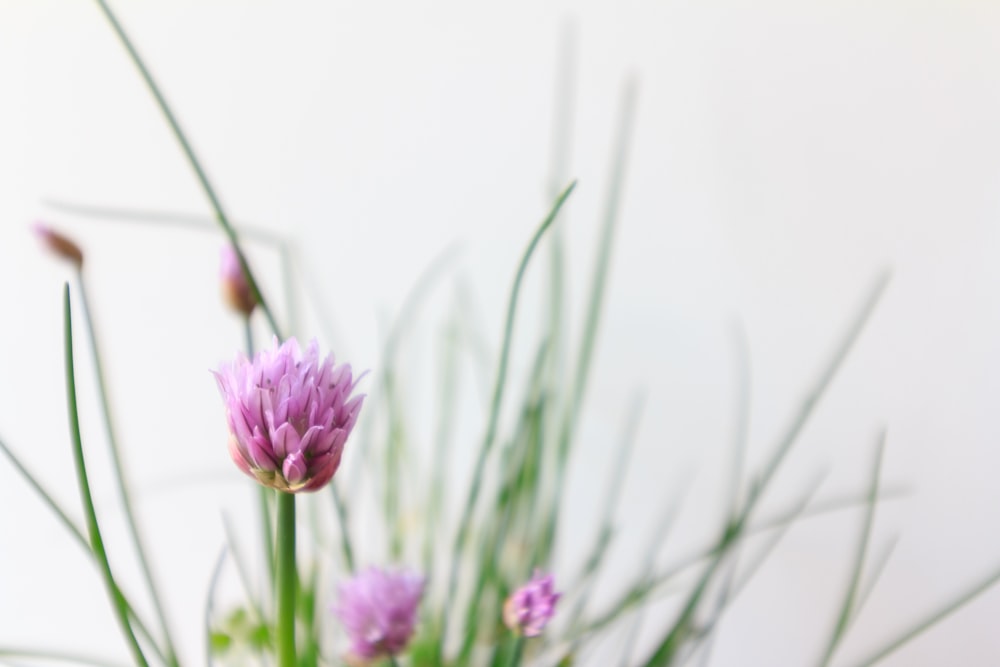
[63,284,148,667]
[438,182,576,656]
[75,271,179,667]
[276,491,297,667]
[91,0,281,337]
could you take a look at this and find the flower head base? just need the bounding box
[503,570,560,637]
[214,337,364,492]
[33,222,84,268]
[333,567,424,660]
[220,245,257,316]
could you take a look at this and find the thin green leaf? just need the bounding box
[90,0,281,336]
[439,181,577,658]
[63,284,148,667]
[847,564,1000,667]
[0,438,166,664]
[76,272,179,666]
[819,433,886,667]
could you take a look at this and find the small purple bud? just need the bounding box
[503,570,560,637]
[33,222,84,268]
[214,337,365,492]
[219,245,257,316]
[332,567,424,660]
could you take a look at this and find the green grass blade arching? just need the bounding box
[640,272,890,666]
[90,0,281,337]
[818,433,886,667]
[847,565,1000,666]
[438,181,577,656]
[75,272,180,667]
[0,437,169,664]
[63,284,149,667]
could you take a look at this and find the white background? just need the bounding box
[1,0,1000,665]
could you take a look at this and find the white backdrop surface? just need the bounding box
[2,1,1000,665]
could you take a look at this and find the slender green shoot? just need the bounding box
[438,181,577,655]
[819,433,886,667]
[76,272,179,666]
[0,438,166,663]
[63,284,148,667]
[275,492,297,667]
[847,566,1000,666]
[90,0,281,336]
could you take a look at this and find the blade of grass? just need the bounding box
[682,470,831,667]
[847,565,1000,667]
[818,433,886,667]
[90,0,281,336]
[640,272,890,667]
[76,271,179,666]
[63,284,148,667]
[438,181,577,658]
[0,438,167,663]
[849,535,900,631]
[576,481,904,641]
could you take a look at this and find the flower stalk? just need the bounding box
[276,491,297,667]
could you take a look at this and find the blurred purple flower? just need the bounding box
[333,567,425,659]
[214,337,364,492]
[219,245,257,316]
[503,570,560,637]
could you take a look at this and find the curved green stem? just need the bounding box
[90,0,281,338]
[438,181,576,655]
[75,271,179,667]
[63,284,148,667]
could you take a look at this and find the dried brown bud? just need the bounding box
[33,222,84,268]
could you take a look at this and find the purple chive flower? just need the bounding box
[503,570,560,637]
[219,245,257,316]
[333,567,425,660]
[214,337,364,492]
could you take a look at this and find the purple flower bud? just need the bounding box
[332,567,425,660]
[219,245,257,316]
[33,222,84,268]
[503,570,560,637]
[214,337,364,492]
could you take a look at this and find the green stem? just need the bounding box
[75,271,179,667]
[63,284,148,667]
[439,181,576,655]
[505,637,525,667]
[276,491,297,667]
[90,0,281,337]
